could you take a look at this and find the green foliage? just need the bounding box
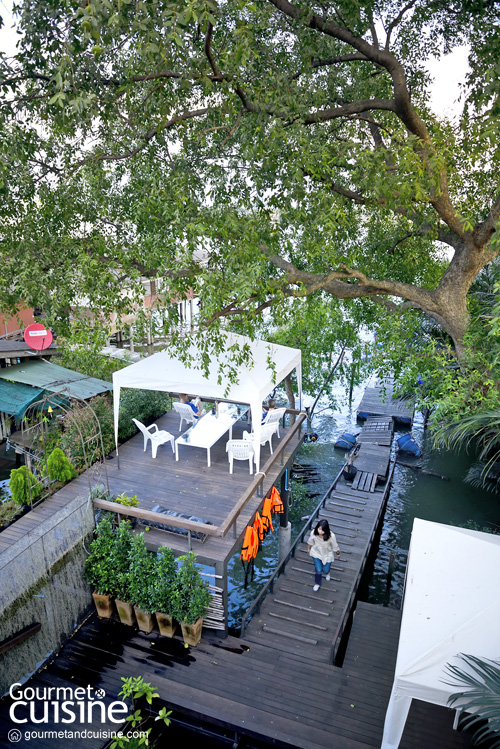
[128,534,157,613]
[447,654,500,748]
[119,390,171,441]
[0,498,22,527]
[47,447,76,482]
[111,676,171,749]
[152,547,177,615]
[59,395,114,469]
[83,517,135,599]
[8,466,42,506]
[112,520,135,602]
[172,552,211,625]
[114,492,139,508]
[1,0,499,378]
[83,515,117,595]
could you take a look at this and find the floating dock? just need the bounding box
[357,377,414,424]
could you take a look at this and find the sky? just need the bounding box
[0,1,470,119]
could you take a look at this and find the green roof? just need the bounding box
[0,379,45,420]
[0,361,112,401]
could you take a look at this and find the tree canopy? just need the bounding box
[1,0,500,384]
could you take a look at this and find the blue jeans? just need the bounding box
[313,557,331,586]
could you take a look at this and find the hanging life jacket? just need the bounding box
[269,486,284,514]
[261,497,274,536]
[253,511,265,546]
[240,525,259,589]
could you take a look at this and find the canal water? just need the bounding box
[226,381,500,631]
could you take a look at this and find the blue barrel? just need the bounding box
[334,432,357,450]
[397,434,422,457]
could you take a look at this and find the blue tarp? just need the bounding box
[0,379,45,421]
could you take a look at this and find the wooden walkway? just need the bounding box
[357,377,414,424]
[243,416,394,663]
[0,409,303,566]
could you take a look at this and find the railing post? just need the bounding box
[187,530,192,551]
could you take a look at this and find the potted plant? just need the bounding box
[174,552,212,647]
[152,546,178,638]
[112,520,135,626]
[128,533,157,633]
[83,515,117,618]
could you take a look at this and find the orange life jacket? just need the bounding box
[261,497,274,535]
[253,511,265,543]
[269,486,284,514]
[240,525,259,562]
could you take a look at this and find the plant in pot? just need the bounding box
[112,519,135,626]
[83,515,117,618]
[173,552,212,647]
[152,546,178,638]
[128,533,157,633]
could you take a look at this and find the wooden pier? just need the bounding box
[357,377,414,424]
[241,415,394,663]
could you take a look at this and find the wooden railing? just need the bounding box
[239,466,344,637]
[92,410,307,549]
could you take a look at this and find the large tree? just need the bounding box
[1,0,499,359]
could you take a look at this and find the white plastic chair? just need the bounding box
[173,402,197,430]
[132,418,174,459]
[226,439,255,474]
[243,422,278,456]
[262,407,287,437]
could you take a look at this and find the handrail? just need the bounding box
[91,410,307,542]
[239,464,345,637]
[217,412,307,537]
[92,499,219,536]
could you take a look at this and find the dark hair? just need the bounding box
[267,398,276,409]
[313,519,331,540]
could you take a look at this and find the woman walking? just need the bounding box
[307,519,341,591]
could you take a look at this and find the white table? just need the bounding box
[175,403,249,467]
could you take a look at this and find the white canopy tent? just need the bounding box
[382,518,500,749]
[112,332,302,471]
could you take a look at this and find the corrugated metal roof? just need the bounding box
[0,379,45,420]
[0,360,112,400]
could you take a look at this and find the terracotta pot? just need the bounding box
[180,617,203,647]
[92,592,113,619]
[156,612,176,638]
[134,607,154,634]
[115,599,135,626]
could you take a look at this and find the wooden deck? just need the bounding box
[0,409,304,567]
[0,604,472,749]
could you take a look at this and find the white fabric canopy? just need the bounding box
[382,518,500,749]
[112,332,302,471]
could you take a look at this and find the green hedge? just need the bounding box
[118,389,171,441]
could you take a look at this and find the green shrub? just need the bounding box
[9,466,42,506]
[152,547,177,615]
[111,519,135,601]
[118,389,171,441]
[83,515,117,595]
[128,534,157,613]
[47,447,76,482]
[172,552,211,625]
